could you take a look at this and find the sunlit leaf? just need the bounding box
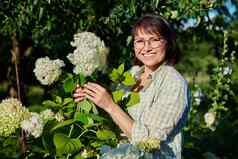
[126,92,140,107]
[112,90,124,103]
[78,99,92,113]
[96,130,116,140]
[74,112,93,125]
[63,98,73,106]
[55,96,62,104]
[42,100,59,108]
[122,71,136,86]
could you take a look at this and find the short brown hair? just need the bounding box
[132,14,180,65]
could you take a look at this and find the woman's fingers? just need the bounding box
[86,82,104,91]
[74,85,86,102]
[74,96,84,103]
[73,92,85,97]
[83,87,97,98]
[84,83,100,94]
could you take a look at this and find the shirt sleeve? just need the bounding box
[131,77,190,144]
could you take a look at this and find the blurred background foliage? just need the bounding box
[0,0,238,158]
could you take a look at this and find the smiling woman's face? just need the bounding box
[134,29,167,71]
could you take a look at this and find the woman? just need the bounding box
[73,14,190,159]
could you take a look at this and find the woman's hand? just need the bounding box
[83,82,114,112]
[84,82,133,139]
[73,84,86,103]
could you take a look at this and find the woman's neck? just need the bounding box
[143,65,158,78]
[143,61,166,78]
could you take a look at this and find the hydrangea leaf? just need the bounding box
[63,77,75,93]
[53,133,83,155]
[86,113,107,122]
[62,98,73,106]
[55,96,62,104]
[74,112,94,125]
[51,119,75,132]
[42,100,60,108]
[96,130,116,140]
[79,74,86,85]
[126,92,140,107]
[112,90,124,103]
[109,64,125,82]
[122,71,136,86]
[73,153,84,159]
[92,103,99,114]
[109,69,121,82]
[77,99,92,113]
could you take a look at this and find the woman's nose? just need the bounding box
[142,41,152,52]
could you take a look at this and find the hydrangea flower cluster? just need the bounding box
[204,111,216,130]
[193,88,204,105]
[33,56,65,85]
[40,109,55,124]
[21,109,64,138]
[21,112,44,138]
[0,98,30,137]
[54,112,65,122]
[67,32,109,76]
[137,137,160,152]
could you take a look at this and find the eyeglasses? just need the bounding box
[134,37,165,49]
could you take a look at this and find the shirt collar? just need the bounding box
[135,61,167,81]
[133,61,168,91]
[149,61,167,81]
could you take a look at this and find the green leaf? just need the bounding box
[51,119,75,132]
[126,92,140,107]
[55,96,62,104]
[122,71,136,86]
[126,35,132,46]
[109,64,125,82]
[53,133,83,155]
[109,69,121,82]
[43,100,59,108]
[64,77,75,93]
[63,98,73,106]
[79,74,86,85]
[73,153,84,159]
[112,90,124,103]
[96,130,116,140]
[64,103,75,109]
[117,64,125,75]
[78,100,92,113]
[74,112,93,125]
[87,114,106,122]
[39,7,44,20]
[92,103,99,114]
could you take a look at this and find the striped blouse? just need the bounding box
[128,63,191,159]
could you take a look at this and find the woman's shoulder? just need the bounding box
[158,64,188,87]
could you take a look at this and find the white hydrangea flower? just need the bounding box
[21,112,44,138]
[137,137,160,152]
[55,112,64,122]
[193,88,204,105]
[223,65,232,75]
[33,56,65,85]
[67,32,109,76]
[204,111,216,127]
[0,98,30,137]
[40,109,55,123]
